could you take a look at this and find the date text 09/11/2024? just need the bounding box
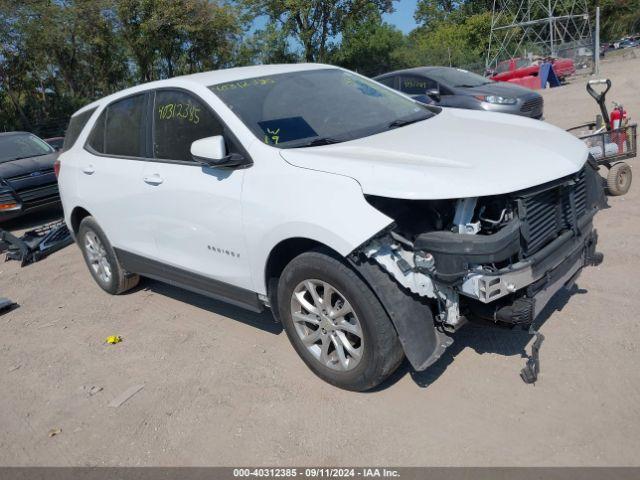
[232,468,400,478]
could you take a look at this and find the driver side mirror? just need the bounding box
[190,135,248,168]
[426,86,441,102]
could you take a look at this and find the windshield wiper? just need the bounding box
[388,116,428,129]
[290,137,343,148]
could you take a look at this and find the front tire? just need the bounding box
[78,216,139,295]
[277,250,403,391]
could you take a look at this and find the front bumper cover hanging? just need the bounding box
[0,220,73,267]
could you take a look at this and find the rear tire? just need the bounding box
[606,162,632,196]
[77,216,139,295]
[277,250,403,391]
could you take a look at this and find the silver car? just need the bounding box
[374,66,544,119]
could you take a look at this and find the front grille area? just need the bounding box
[16,183,60,207]
[520,96,543,113]
[518,169,588,256]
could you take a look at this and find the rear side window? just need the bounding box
[105,94,147,157]
[63,107,96,150]
[86,94,148,157]
[153,90,223,162]
[400,75,437,95]
[87,111,106,153]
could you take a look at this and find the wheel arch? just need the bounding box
[264,237,342,309]
[265,236,450,372]
[70,206,93,236]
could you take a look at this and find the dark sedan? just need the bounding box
[0,131,61,222]
[374,66,544,119]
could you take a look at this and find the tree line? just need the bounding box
[1,0,638,136]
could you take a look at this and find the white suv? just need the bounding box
[57,64,604,390]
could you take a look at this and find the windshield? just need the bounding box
[0,133,54,163]
[427,68,492,88]
[209,68,436,148]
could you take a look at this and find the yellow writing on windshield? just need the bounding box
[214,77,275,92]
[264,127,280,145]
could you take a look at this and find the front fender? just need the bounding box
[242,150,393,294]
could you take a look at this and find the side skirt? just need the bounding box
[114,249,263,313]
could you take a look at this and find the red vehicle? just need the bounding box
[491,57,575,82]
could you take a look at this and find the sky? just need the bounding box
[384,0,419,33]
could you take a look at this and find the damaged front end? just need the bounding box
[350,161,606,371]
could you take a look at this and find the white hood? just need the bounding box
[280,108,588,199]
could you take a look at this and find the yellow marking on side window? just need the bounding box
[157,103,200,124]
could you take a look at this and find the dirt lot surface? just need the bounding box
[1,53,640,467]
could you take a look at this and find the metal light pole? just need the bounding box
[594,6,601,75]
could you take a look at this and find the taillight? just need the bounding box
[53,158,61,178]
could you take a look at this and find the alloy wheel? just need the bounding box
[290,279,363,371]
[84,231,112,284]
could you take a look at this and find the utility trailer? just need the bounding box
[567,79,637,196]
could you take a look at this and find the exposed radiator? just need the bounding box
[518,169,587,256]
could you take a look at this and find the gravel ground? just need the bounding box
[1,53,639,467]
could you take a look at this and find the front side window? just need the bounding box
[425,68,492,88]
[153,90,223,161]
[210,68,436,149]
[87,94,148,157]
[376,76,396,88]
[0,133,54,163]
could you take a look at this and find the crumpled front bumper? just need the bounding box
[462,222,601,322]
[460,214,599,303]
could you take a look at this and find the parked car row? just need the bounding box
[601,37,639,56]
[612,35,640,49]
[52,63,603,390]
[374,66,543,119]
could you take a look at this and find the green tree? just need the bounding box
[414,0,457,25]
[596,0,640,41]
[331,4,405,75]
[415,0,493,27]
[0,0,246,134]
[1,0,130,132]
[117,0,243,80]
[398,12,492,71]
[243,0,397,62]
[238,22,300,65]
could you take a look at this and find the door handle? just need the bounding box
[143,174,164,186]
[82,165,95,175]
